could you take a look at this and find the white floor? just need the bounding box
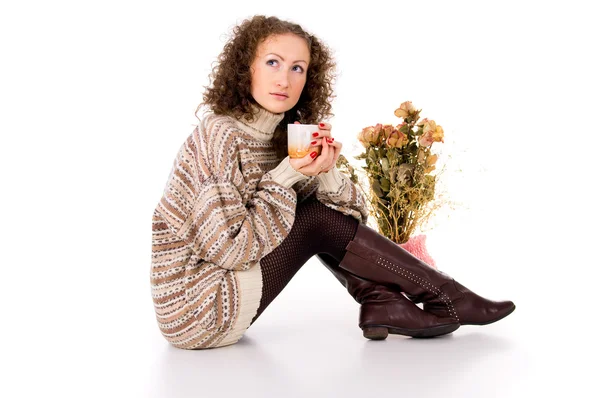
[9,250,592,398]
[142,261,594,398]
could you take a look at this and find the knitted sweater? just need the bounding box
[151,105,369,349]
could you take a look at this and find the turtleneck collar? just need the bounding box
[232,103,285,142]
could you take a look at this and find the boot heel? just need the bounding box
[362,326,388,340]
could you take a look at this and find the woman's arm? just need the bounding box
[314,167,369,224]
[155,120,308,271]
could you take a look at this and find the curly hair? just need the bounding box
[196,15,337,159]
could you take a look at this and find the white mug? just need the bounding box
[287,124,321,159]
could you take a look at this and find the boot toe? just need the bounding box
[490,300,516,322]
[468,299,516,326]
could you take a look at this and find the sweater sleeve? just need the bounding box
[314,167,370,224]
[155,124,308,271]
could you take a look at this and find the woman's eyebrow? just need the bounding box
[266,53,308,65]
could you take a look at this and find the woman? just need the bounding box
[150,15,515,350]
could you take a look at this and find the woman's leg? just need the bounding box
[249,198,459,338]
[250,198,358,324]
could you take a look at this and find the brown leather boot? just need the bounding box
[339,224,516,326]
[315,253,459,339]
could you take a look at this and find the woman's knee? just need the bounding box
[294,199,357,240]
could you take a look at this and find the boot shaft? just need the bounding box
[316,253,400,304]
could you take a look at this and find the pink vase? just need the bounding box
[399,234,437,269]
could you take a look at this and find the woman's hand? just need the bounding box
[288,150,326,176]
[288,121,342,176]
[310,122,342,173]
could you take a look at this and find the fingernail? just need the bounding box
[327,138,333,143]
[312,132,319,137]
[319,123,325,127]
[311,140,317,145]
[310,151,317,158]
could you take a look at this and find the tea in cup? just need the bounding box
[288,124,322,159]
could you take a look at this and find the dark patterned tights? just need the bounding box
[250,197,359,325]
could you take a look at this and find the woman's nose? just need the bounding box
[275,71,290,88]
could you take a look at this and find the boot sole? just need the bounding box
[362,323,460,340]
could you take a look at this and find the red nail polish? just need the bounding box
[319,123,325,127]
[311,140,317,145]
[310,151,317,158]
[312,132,319,137]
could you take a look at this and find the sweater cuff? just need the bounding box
[269,156,309,188]
[316,167,345,192]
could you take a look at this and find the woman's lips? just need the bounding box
[270,93,288,101]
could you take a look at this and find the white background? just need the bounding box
[1,0,598,397]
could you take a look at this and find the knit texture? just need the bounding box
[151,104,369,349]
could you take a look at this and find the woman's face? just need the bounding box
[250,33,310,114]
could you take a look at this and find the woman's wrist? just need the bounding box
[316,167,344,192]
[270,156,309,188]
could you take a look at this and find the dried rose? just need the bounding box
[419,131,435,146]
[387,129,408,148]
[432,125,444,143]
[382,124,394,139]
[358,126,382,147]
[394,101,416,119]
[420,120,444,145]
[373,123,383,136]
[422,119,437,134]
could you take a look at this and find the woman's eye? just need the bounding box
[267,59,304,73]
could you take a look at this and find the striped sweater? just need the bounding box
[151,104,369,349]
